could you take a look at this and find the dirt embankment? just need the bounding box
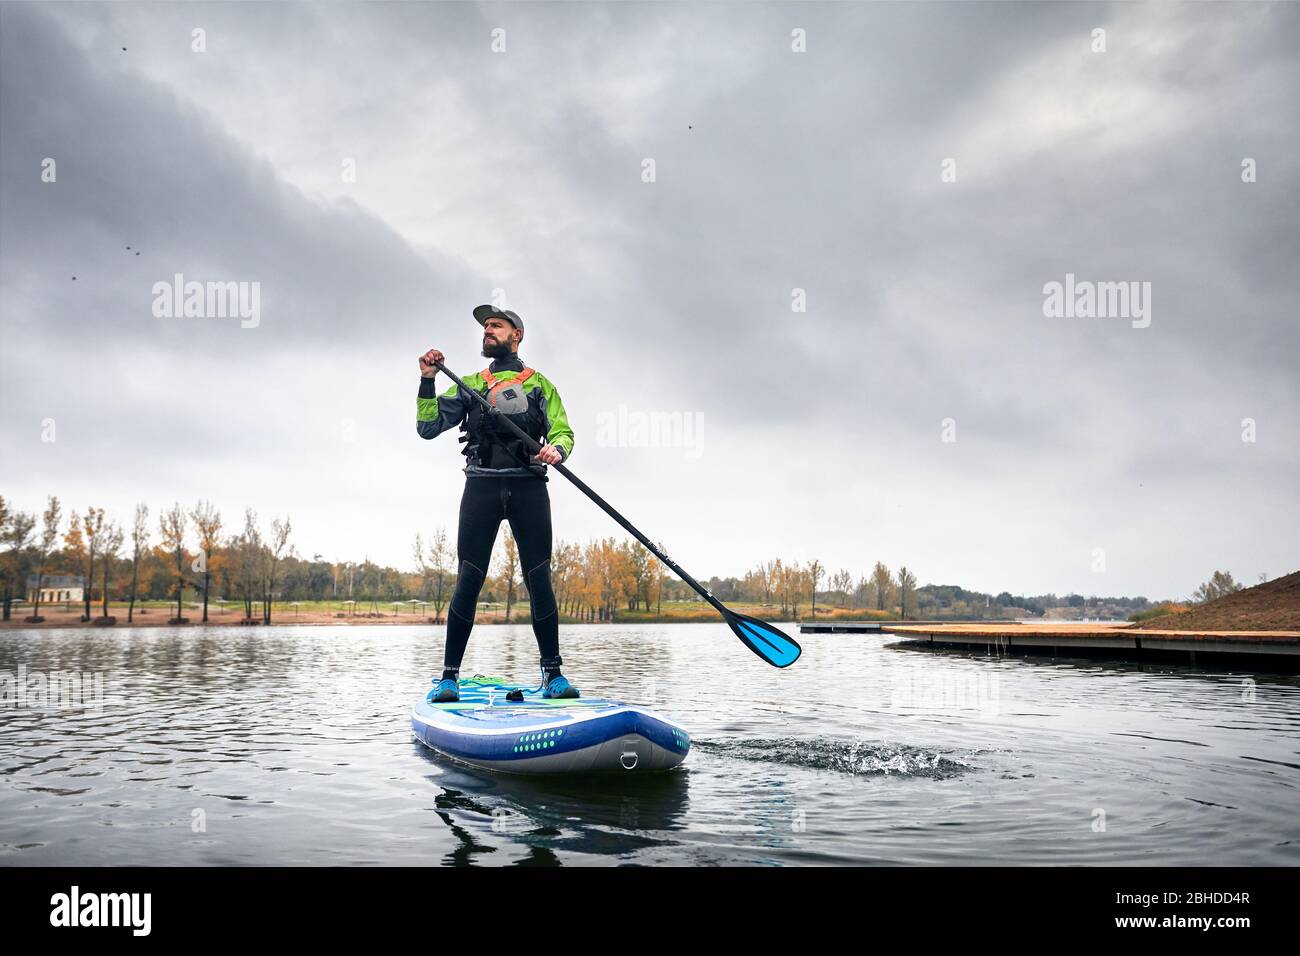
[1132,571,1300,631]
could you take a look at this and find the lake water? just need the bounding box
[2,622,1297,866]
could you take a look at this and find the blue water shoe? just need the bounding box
[428,678,460,703]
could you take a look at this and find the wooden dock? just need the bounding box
[879,623,1300,668]
[799,620,969,634]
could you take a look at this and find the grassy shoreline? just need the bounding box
[0,600,966,629]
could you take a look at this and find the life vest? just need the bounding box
[483,367,535,407]
[459,366,548,471]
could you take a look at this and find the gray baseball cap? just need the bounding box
[473,304,523,332]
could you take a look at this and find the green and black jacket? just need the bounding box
[416,355,574,479]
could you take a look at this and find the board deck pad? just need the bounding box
[411,676,690,774]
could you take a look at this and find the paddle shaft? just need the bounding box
[432,360,730,618]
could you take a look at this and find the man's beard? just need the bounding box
[481,338,512,358]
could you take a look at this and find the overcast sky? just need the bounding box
[2,1,1297,600]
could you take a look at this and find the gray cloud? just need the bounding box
[1,1,1297,598]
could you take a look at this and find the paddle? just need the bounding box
[431,359,802,668]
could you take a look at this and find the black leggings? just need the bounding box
[443,476,560,672]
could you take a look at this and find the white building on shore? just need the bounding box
[25,574,85,604]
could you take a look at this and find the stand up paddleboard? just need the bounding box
[412,676,690,774]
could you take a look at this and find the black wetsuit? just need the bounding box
[445,476,559,671]
[415,354,574,679]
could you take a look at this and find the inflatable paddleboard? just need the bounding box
[411,676,690,774]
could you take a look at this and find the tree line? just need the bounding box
[0,495,291,624]
[4,493,1236,625]
[0,494,929,625]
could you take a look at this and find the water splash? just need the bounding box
[694,737,976,778]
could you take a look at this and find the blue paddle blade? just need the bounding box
[725,610,802,668]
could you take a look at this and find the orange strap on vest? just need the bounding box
[481,367,536,407]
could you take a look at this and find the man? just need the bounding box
[416,305,578,703]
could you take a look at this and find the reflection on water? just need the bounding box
[418,755,693,866]
[1,623,1297,865]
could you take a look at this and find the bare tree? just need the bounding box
[262,515,292,623]
[414,529,452,622]
[429,528,451,623]
[774,559,792,617]
[551,540,577,618]
[99,521,124,621]
[853,575,869,609]
[78,507,107,621]
[158,503,189,623]
[0,497,37,621]
[190,500,223,623]
[627,541,654,612]
[235,509,263,621]
[127,503,150,623]
[897,566,918,621]
[808,559,823,620]
[830,569,853,607]
[416,528,453,623]
[412,533,430,610]
[29,496,63,622]
[871,562,894,612]
[754,561,769,606]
